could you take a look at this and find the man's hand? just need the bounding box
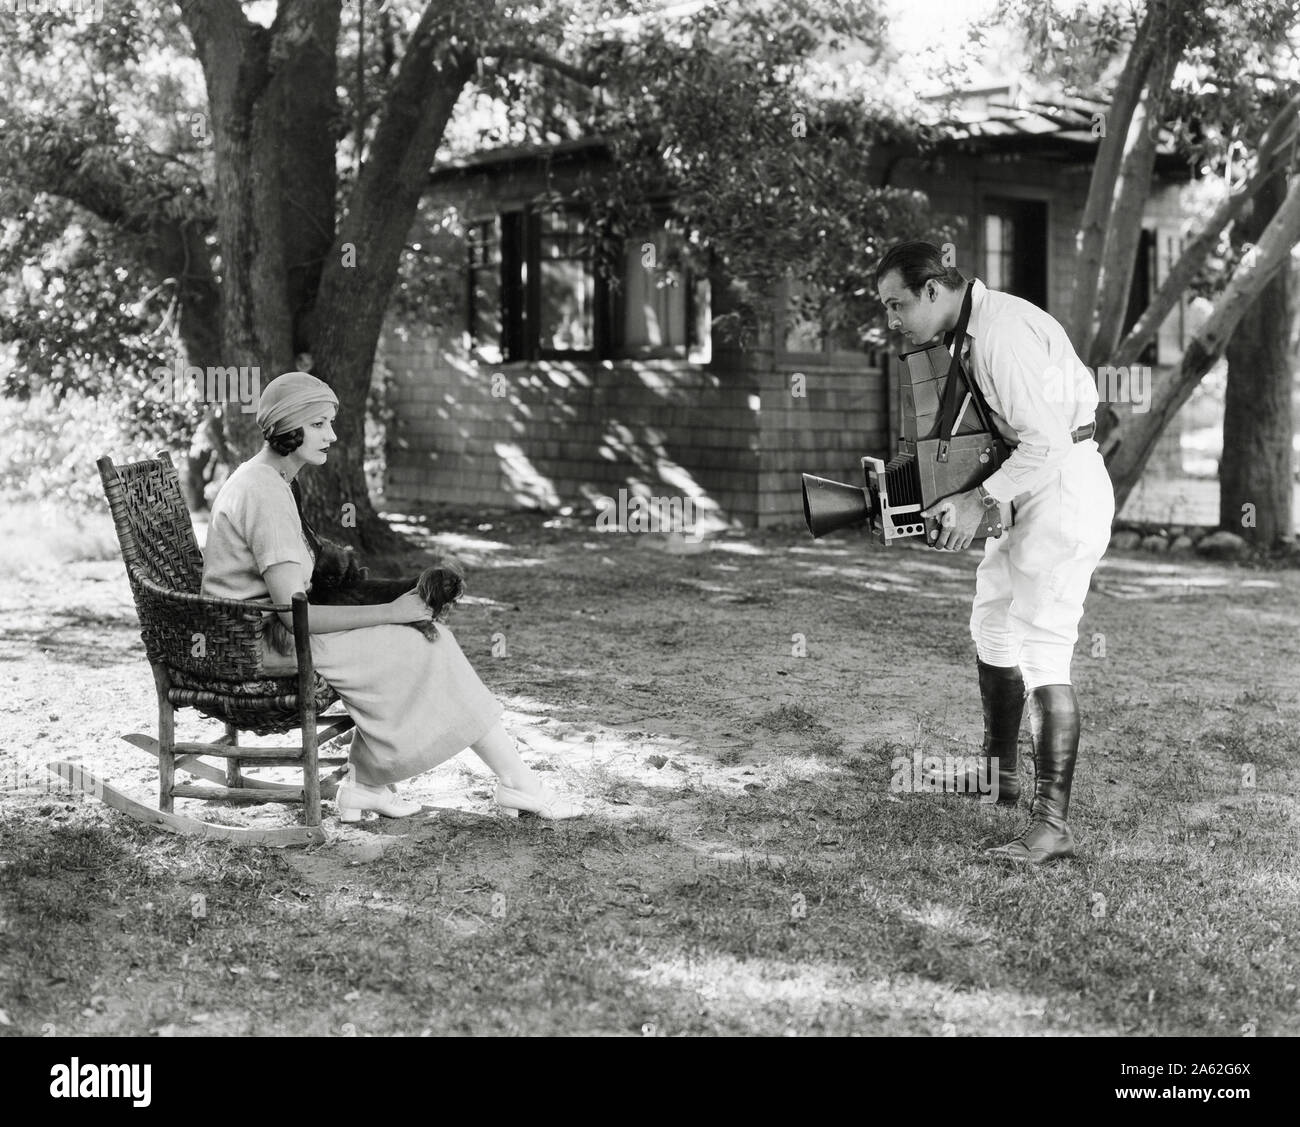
[921,488,986,551]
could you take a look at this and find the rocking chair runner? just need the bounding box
[82,451,357,846]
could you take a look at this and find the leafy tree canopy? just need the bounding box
[0,0,934,435]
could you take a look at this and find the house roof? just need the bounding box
[931,90,1189,176]
[430,136,607,181]
[428,90,1192,183]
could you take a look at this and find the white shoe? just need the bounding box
[495,781,584,820]
[337,779,422,822]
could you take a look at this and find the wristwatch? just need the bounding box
[975,483,1000,509]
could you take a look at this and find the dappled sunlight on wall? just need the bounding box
[494,440,562,508]
[380,321,887,529]
[381,326,766,524]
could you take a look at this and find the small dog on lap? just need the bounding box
[265,534,464,657]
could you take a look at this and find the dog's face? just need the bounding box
[313,541,365,588]
[416,565,463,608]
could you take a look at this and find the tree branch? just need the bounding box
[1103,170,1300,509]
[310,1,475,378]
[0,108,212,234]
[479,43,604,87]
[1111,91,1300,369]
[1067,0,1162,344]
[1088,27,1185,364]
[175,0,254,79]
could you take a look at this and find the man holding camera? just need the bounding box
[874,240,1115,865]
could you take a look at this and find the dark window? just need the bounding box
[469,206,602,361]
[500,211,525,361]
[983,198,1048,311]
[1123,227,1157,364]
[469,206,711,362]
[467,218,502,362]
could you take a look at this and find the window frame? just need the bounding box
[466,216,504,364]
[468,202,712,364]
[530,205,604,361]
[612,228,710,362]
[978,191,1050,313]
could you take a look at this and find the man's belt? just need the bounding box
[1005,422,1095,451]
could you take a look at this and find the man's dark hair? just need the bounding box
[267,427,305,456]
[874,240,966,293]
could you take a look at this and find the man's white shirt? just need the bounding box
[958,278,1098,503]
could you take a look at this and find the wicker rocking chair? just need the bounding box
[63,451,357,846]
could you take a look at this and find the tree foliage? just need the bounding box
[0,0,923,535]
[572,2,934,344]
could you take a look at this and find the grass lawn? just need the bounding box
[1,502,1297,1036]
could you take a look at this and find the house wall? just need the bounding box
[380,327,769,526]
[380,153,888,529]
[379,144,1191,527]
[758,350,890,526]
[380,327,890,530]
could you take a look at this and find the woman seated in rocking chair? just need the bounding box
[200,370,583,822]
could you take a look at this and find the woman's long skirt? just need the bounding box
[262,623,502,786]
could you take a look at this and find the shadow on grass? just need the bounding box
[4,732,1296,1037]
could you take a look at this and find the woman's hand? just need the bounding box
[388,589,432,624]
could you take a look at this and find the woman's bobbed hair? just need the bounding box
[266,427,305,456]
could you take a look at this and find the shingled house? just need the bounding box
[376,86,1193,529]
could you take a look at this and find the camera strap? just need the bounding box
[936,281,1009,465]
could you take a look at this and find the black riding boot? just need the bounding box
[978,660,1024,805]
[984,684,1079,864]
[925,660,1023,804]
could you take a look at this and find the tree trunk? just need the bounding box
[307,7,476,552]
[1096,94,1300,455]
[1221,163,1295,545]
[177,1,392,550]
[1068,0,1160,347]
[1087,29,1185,365]
[176,1,479,554]
[1104,173,1300,510]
